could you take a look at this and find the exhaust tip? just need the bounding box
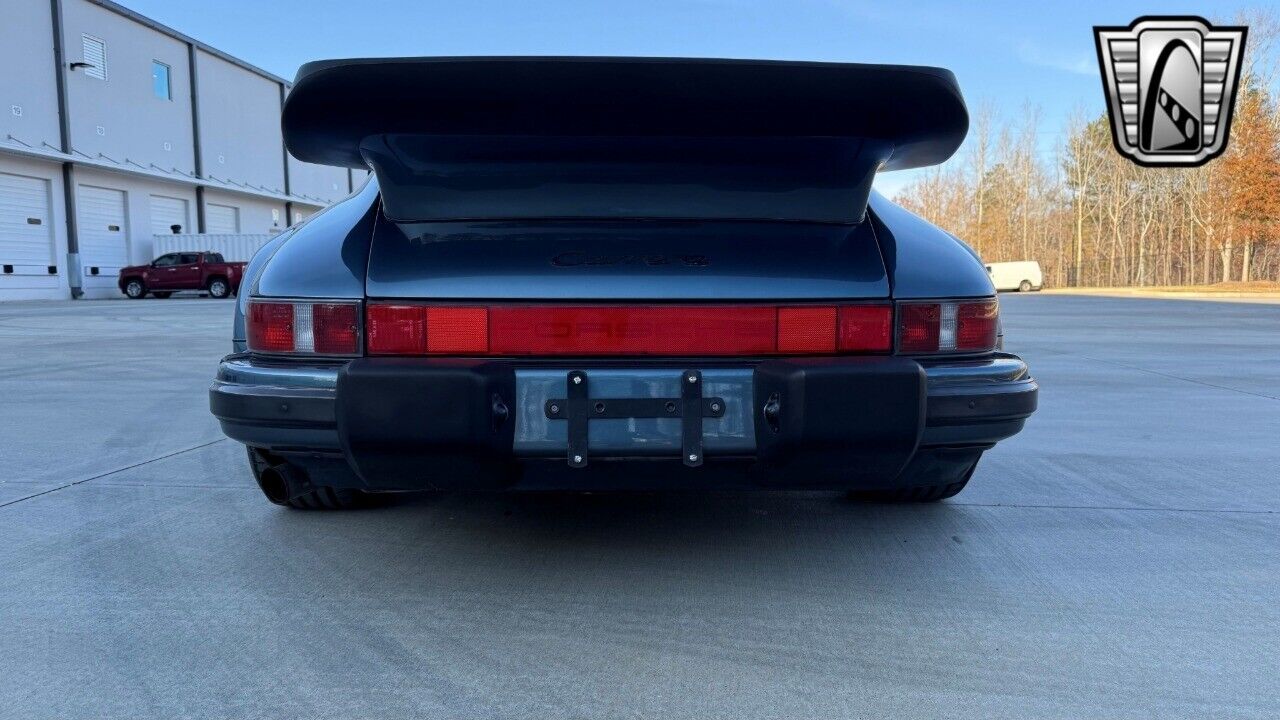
[257,465,292,505]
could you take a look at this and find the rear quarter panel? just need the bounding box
[254,178,379,300]
[867,191,995,298]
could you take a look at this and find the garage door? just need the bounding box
[150,195,189,235]
[77,185,128,276]
[0,172,54,273]
[206,203,239,234]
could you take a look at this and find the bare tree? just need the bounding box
[890,7,1280,288]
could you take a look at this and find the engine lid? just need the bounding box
[365,219,889,300]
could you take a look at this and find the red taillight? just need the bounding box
[956,300,999,350]
[366,304,427,355]
[312,303,359,354]
[898,303,941,353]
[898,300,998,353]
[777,306,837,354]
[246,300,360,355]
[427,307,489,354]
[837,305,893,352]
[365,303,894,357]
[247,302,294,353]
[488,305,777,356]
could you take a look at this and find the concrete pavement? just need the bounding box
[0,295,1277,719]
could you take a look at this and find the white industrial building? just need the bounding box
[0,0,360,300]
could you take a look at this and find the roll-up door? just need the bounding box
[205,203,239,234]
[0,172,55,275]
[77,185,128,279]
[150,195,189,236]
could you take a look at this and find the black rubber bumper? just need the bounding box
[210,354,1037,490]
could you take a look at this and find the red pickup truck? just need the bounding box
[119,252,247,299]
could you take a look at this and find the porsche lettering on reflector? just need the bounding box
[1094,16,1247,167]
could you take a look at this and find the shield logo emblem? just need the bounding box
[1094,16,1247,167]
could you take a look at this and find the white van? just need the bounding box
[985,261,1043,292]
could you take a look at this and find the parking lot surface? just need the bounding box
[1,295,1277,719]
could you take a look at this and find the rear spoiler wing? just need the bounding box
[282,57,968,224]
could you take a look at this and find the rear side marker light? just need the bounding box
[247,300,361,355]
[365,303,895,357]
[898,299,998,353]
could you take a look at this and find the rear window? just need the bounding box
[205,253,225,263]
[179,253,200,265]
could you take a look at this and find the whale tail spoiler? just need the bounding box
[283,57,968,223]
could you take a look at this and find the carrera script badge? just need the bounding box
[551,251,711,268]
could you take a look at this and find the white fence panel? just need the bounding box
[152,233,275,263]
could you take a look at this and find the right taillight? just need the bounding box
[897,299,998,354]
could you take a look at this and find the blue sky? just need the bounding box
[121,0,1249,195]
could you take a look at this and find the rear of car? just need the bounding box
[209,57,1038,508]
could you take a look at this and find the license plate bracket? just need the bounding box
[545,370,725,468]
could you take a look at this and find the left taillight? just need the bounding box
[246,300,361,356]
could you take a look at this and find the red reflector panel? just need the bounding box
[247,302,294,352]
[837,304,893,352]
[367,304,427,355]
[777,306,837,353]
[956,300,999,350]
[426,307,489,353]
[898,303,940,353]
[488,305,778,356]
[313,303,359,354]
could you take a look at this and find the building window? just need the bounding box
[152,61,171,100]
[81,35,107,80]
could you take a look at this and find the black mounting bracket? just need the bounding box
[545,370,724,468]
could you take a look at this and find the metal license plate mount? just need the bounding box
[544,370,726,468]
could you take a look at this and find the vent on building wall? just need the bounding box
[81,35,107,80]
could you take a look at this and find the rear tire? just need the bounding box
[123,279,146,299]
[246,447,364,510]
[152,291,172,299]
[848,453,980,503]
[1018,280,1033,292]
[208,277,230,299]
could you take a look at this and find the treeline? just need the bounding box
[894,13,1280,288]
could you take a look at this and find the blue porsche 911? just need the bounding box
[209,57,1038,509]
